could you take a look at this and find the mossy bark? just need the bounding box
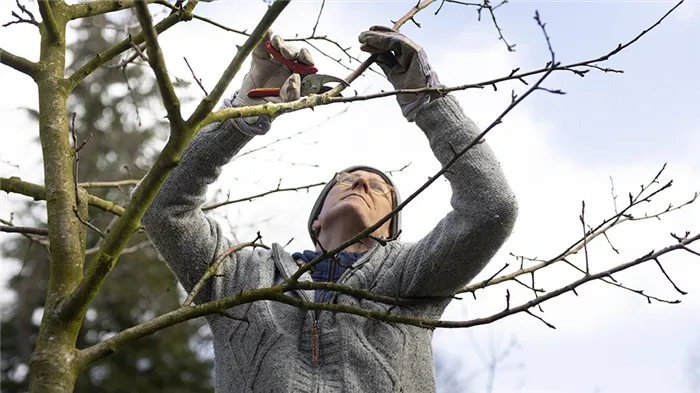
[27,3,85,392]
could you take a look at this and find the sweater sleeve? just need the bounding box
[141,101,255,304]
[384,95,519,297]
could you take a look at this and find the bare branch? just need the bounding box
[525,310,556,329]
[37,1,60,44]
[1,225,49,236]
[236,106,349,158]
[386,162,413,176]
[2,176,125,216]
[0,218,50,253]
[78,180,141,189]
[66,1,197,92]
[202,181,326,211]
[134,1,185,130]
[184,234,268,306]
[69,0,158,20]
[654,257,687,295]
[562,256,680,304]
[3,0,39,27]
[186,0,291,127]
[153,0,249,36]
[0,48,38,79]
[77,231,698,368]
[311,0,325,36]
[184,56,208,96]
[683,246,700,258]
[579,200,590,274]
[459,169,694,296]
[73,206,105,238]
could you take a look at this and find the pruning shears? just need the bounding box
[247,40,349,98]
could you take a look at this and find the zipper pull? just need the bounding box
[312,320,320,365]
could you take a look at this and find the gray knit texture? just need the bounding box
[142,95,518,393]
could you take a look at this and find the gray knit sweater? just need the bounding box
[142,95,518,393]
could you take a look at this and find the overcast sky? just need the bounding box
[1,1,699,392]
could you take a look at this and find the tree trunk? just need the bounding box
[28,3,86,392]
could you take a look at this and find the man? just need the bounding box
[142,26,518,393]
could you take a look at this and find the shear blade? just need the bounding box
[301,74,349,96]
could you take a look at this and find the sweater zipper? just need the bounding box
[312,317,320,365]
[313,259,335,365]
[277,247,321,366]
[321,259,337,303]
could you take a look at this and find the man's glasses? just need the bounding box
[334,172,394,196]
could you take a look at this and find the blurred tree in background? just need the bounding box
[1,12,213,393]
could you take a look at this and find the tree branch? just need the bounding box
[38,0,61,44]
[186,0,291,128]
[68,0,157,20]
[202,181,325,211]
[77,232,699,367]
[2,176,125,216]
[0,218,50,250]
[60,0,288,332]
[153,0,249,35]
[134,1,185,130]
[459,171,692,296]
[3,0,40,28]
[184,236,268,306]
[65,1,198,92]
[0,48,38,79]
[77,179,141,188]
[1,225,49,236]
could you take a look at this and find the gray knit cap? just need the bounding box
[307,165,402,246]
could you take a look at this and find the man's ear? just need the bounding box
[311,219,321,236]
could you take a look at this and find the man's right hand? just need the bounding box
[358,26,443,122]
[231,31,315,135]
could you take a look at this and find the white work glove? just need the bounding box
[230,30,315,136]
[358,26,444,122]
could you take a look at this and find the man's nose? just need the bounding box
[351,176,371,194]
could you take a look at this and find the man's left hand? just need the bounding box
[358,26,444,121]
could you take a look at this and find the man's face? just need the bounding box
[312,170,394,240]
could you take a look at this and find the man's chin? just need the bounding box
[326,202,372,226]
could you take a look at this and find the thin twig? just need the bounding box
[184,56,208,96]
[311,0,325,36]
[654,257,687,295]
[525,310,556,329]
[579,200,590,274]
[78,179,142,188]
[3,0,39,27]
[1,225,49,236]
[71,112,80,205]
[459,169,690,295]
[73,206,105,238]
[202,182,326,211]
[236,106,349,158]
[184,233,268,306]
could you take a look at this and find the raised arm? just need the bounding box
[403,95,518,296]
[141,32,315,303]
[358,27,518,297]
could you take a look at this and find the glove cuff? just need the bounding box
[226,93,271,137]
[400,49,445,122]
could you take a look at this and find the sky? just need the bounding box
[1,1,699,392]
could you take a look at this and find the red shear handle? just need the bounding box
[266,40,318,75]
[247,87,281,98]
